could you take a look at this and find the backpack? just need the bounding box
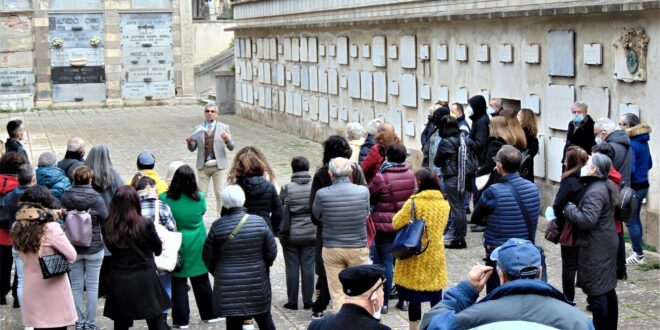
[0,191,10,230]
[616,186,638,221]
[64,209,93,247]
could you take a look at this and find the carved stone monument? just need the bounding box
[613,27,649,83]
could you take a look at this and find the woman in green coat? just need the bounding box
[160,165,219,327]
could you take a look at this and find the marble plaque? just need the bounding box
[0,68,35,87]
[49,14,105,49]
[547,137,565,182]
[437,44,448,61]
[387,109,402,135]
[499,44,513,63]
[309,96,318,120]
[52,47,105,67]
[285,91,293,114]
[52,66,105,84]
[339,107,348,121]
[263,38,270,60]
[348,70,360,99]
[619,103,640,117]
[389,80,398,96]
[328,44,336,57]
[235,82,242,101]
[580,86,609,119]
[456,44,468,62]
[400,73,416,107]
[328,69,338,95]
[269,38,277,60]
[318,69,328,93]
[119,13,172,48]
[404,120,415,137]
[256,38,264,59]
[319,97,329,123]
[547,30,574,77]
[246,39,252,58]
[256,62,264,83]
[293,92,302,116]
[400,35,416,69]
[54,83,106,102]
[534,134,546,179]
[420,84,431,100]
[524,44,540,64]
[131,0,171,8]
[278,90,285,112]
[350,44,358,58]
[456,87,468,104]
[283,37,292,61]
[0,93,33,111]
[340,75,347,89]
[350,109,360,123]
[337,37,348,64]
[419,44,430,60]
[388,44,398,59]
[239,39,246,58]
[277,64,285,86]
[309,66,318,92]
[373,71,387,103]
[292,38,300,61]
[292,65,300,86]
[246,84,253,104]
[300,37,309,62]
[278,43,283,55]
[330,105,338,119]
[546,84,575,130]
[436,86,449,102]
[362,44,371,58]
[301,66,309,90]
[319,44,326,57]
[360,71,372,101]
[583,44,602,65]
[48,0,100,9]
[264,63,271,84]
[522,94,540,114]
[477,44,489,63]
[308,37,317,63]
[245,62,253,81]
[302,98,309,113]
[373,36,386,67]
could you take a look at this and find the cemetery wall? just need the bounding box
[230,1,660,248]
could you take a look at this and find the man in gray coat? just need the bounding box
[186,102,235,214]
[313,157,370,311]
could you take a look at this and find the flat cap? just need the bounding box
[339,264,385,296]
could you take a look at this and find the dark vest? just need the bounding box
[204,128,216,161]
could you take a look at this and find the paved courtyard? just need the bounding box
[1,105,659,329]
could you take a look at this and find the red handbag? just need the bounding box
[366,214,376,248]
[559,221,574,246]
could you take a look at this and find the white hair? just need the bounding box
[204,101,217,111]
[594,118,617,134]
[221,184,246,209]
[328,157,351,178]
[165,161,185,185]
[38,151,58,167]
[571,102,589,113]
[365,118,383,135]
[346,122,365,141]
[67,137,85,152]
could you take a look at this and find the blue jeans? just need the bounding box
[159,272,172,313]
[69,249,104,326]
[370,239,393,305]
[627,188,648,255]
[12,248,23,305]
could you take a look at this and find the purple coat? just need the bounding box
[368,166,416,233]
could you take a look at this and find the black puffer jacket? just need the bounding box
[203,207,278,317]
[468,95,490,157]
[563,177,618,296]
[236,176,282,232]
[280,171,315,245]
[435,134,462,178]
[61,184,108,254]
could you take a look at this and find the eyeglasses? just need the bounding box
[205,110,217,113]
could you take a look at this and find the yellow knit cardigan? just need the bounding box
[392,189,449,292]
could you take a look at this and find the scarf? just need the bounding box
[458,136,468,193]
[379,161,405,173]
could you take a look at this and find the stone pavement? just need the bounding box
[1,105,659,329]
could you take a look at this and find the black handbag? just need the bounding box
[390,199,429,260]
[39,252,70,279]
[173,254,184,273]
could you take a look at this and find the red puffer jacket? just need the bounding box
[368,166,416,233]
[361,145,384,183]
[0,174,19,246]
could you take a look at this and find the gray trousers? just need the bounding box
[444,176,467,241]
[283,244,315,305]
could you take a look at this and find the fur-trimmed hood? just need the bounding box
[627,123,652,138]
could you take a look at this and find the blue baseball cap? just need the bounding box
[137,151,156,167]
[490,238,541,278]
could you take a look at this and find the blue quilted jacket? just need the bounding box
[36,166,71,200]
[471,173,541,248]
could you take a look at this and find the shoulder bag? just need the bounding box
[278,185,291,239]
[502,182,548,282]
[153,200,183,272]
[390,199,429,259]
[222,214,250,250]
[38,236,70,279]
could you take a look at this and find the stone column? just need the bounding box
[33,1,51,106]
[104,1,122,106]
[177,0,196,100]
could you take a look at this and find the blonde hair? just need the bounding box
[506,117,527,150]
[518,108,538,136]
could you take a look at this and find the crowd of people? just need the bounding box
[0,98,652,330]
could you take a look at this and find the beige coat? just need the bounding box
[20,222,77,328]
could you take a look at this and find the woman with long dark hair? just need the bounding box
[518,108,539,182]
[11,186,77,330]
[551,146,588,302]
[160,165,218,327]
[103,186,170,330]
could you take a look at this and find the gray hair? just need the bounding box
[85,144,121,190]
[165,161,186,185]
[66,137,85,152]
[590,153,612,178]
[17,164,35,185]
[346,122,365,141]
[38,152,58,167]
[620,113,640,127]
[365,118,383,135]
[204,101,217,111]
[571,102,589,113]
[221,184,246,209]
[594,118,617,134]
[328,157,351,178]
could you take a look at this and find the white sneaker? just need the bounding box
[173,325,189,329]
[203,317,225,323]
[626,252,645,265]
[242,325,255,330]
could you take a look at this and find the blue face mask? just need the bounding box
[573,114,585,124]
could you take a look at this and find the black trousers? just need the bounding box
[312,273,331,313]
[560,245,579,302]
[408,297,441,322]
[226,312,276,330]
[587,289,618,330]
[283,244,315,305]
[0,245,16,299]
[616,231,627,280]
[171,274,216,326]
[484,255,501,294]
[113,316,165,330]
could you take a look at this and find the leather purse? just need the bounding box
[544,220,561,244]
[39,252,70,279]
[559,221,575,246]
[390,200,429,260]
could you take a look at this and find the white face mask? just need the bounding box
[465,106,474,117]
[580,165,591,177]
[370,293,382,319]
[487,107,497,115]
[20,131,28,140]
[595,136,603,145]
